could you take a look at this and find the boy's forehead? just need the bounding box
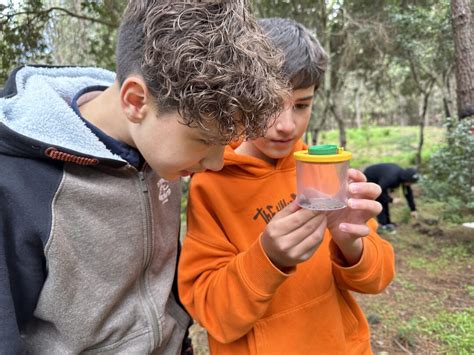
[195,124,246,145]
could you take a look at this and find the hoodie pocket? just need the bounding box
[335,290,360,340]
[253,284,353,354]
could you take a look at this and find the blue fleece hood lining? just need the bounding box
[0,66,124,161]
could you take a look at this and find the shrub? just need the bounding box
[421,117,474,221]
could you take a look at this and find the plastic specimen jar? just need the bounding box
[294,144,352,211]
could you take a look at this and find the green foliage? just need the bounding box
[317,125,444,169]
[399,207,412,224]
[421,118,474,222]
[0,0,52,80]
[0,0,457,129]
[387,0,453,82]
[420,309,474,353]
[407,244,469,274]
[0,0,121,83]
[396,319,419,348]
[467,285,474,299]
[397,309,474,353]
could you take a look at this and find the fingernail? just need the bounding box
[348,199,357,208]
[339,223,348,232]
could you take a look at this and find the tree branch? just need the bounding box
[2,6,118,28]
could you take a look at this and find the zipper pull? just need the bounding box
[138,171,148,193]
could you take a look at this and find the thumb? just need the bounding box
[272,200,302,221]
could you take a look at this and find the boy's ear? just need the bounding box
[120,76,151,123]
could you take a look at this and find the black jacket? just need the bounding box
[364,163,416,211]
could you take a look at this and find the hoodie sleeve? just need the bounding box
[0,220,46,355]
[0,151,55,354]
[329,219,395,294]
[178,178,290,344]
[0,247,26,355]
[403,185,416,211]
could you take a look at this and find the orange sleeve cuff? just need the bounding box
[237,237,293,298]
[331,237,377,277]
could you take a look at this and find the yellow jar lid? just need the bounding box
[294,145,352,163]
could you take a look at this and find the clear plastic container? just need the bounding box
[294,144,352,211]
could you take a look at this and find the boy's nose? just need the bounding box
[275,108,296,134]
[202,145,225,172]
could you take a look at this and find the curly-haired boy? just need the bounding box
[0,1,287,353]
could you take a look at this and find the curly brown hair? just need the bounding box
[116,0,288,143]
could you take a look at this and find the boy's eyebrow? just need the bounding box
[296,95,315,101]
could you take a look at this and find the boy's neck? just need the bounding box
[78,81,134,147]
[235,141,278,166]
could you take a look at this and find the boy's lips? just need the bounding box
[270,138,294,145]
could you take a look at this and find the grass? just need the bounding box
[357,196,474,354]
[422,309,474,353]
[405,244,470,274]
[314,125,445,169]
[467,285,474,299]
[397,309,474,353]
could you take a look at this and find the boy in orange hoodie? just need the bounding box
[178,18,395,354]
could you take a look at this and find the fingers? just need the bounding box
[348,168,367,183]
[270,200,301,221]
[261,213,327,269]
[348,198,383,216]
[348,182,381,200]
[268,203,320,236]
[280,213,326,249]
[296,215,327,260]
[339,222,370,238]
[347,169,381,200]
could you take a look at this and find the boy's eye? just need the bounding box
[294,103,311,110]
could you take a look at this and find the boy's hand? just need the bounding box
[261,202,327,271]
[326,168,382,265]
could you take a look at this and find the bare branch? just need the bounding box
[2,6,118,28]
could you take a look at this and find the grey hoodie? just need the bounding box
[0,66,190,354]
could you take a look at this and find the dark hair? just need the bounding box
[116,0,289,143]
[258,18,327,90]
[401,168,419,183]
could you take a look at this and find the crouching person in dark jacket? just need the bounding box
[364,163,419,234]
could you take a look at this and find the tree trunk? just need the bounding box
[439,68,454,119]
[451,0,474,119]
[398,94,406,126]
[312,108,329,145]
[442,94,452,119]
[415,82,435,168]
[330,93,347,148]
[354,87,362,128]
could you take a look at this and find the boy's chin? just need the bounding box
[266,148,293,160]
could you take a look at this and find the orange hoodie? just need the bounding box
[178,140,395,354]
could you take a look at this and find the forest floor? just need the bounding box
[187,197,474,354]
